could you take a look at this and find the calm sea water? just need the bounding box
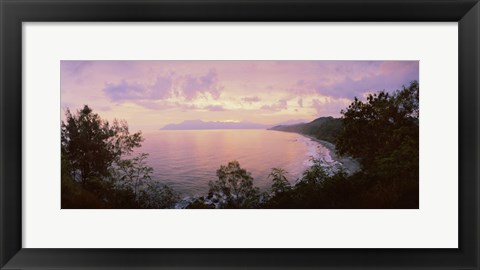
[137,129,334,196]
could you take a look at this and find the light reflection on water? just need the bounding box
[135,129,330,196]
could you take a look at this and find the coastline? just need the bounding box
[299,134,360,175]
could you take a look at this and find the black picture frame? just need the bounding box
[1,0,479,269]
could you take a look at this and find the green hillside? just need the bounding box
[269,116,342,143]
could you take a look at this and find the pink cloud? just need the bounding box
[242,96,261,103]
[61,60,419,131]
[181,70,223,101]
[261,99,288,111]
[103,74,173,102]
[204,105,226,111]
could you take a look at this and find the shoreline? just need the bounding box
[298,134,360,175]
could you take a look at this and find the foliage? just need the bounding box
[269,168,291,194]
[61,105,143,186]
[299,158,331,185]
[264,159,354,209]
[185,197,216,209]
[264,81,419,209]
[269,117,342,144]
[208,161,261,208]
[335,80,419,207]
[139,182,180,209]
[61,105,179,209]
[111,153,153,200]
[336,81,419,170]
[61,168,104,209]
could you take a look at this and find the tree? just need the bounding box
[269,168,291,194]
[299,158,330,185]
[61,105,143,186]
[335,81,419,208]
[61,105,181,209]
[111,153,153,200]
[336,81,419,170]
[139,182,180,209]
[208,161,260,208]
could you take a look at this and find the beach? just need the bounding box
[302,134,360,175]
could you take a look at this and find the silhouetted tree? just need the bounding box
[61,105,179,209]
[335,81,419,208]
[208,161,261,208]
[139,182,180,209]
[61,105,143,187]
[265,82,419,209]
[336,81,419,170]
[269,168,291,194]
[110,153,153,200]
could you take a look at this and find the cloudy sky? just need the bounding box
[61,60,419,131]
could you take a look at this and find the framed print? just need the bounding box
[1,0,479,269]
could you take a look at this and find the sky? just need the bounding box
[61,60,419,131]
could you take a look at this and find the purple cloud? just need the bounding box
[297,98,303,107]
[60,61,96,87]
[311,98,347,117]
[181,70,223,101]
[135,100,173,110]
[177,103,199,112]
[315,61,419,99]
[61,60,94,76]
[261,99,288,111]
[151,75,173,99]
[103,74,173,104]
[242,96,261,103]
[103,80,147,101]
[139,102,200,112]
[60,61,93,75]
[204,105,226,111]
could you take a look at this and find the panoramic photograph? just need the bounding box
[61,60,419,209]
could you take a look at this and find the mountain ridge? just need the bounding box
[268,116,342,144]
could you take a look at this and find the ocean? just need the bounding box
[137,129,335,196]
